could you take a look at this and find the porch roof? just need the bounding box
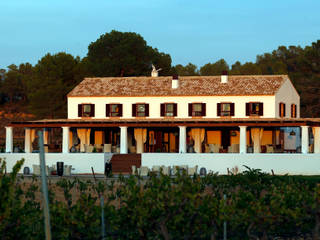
[8,118,320,128]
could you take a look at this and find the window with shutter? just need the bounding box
[246,102,263,116]
[81,104,93,117]
[291,104,297,118]
[162,103,175,117]
[78,104,82,117]
[134,103,148,117]
[108,104,122,117]
[218,103,234,116]
[279,103,286,117]
[189,103,205,116]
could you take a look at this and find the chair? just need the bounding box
[132,165,138,175]
[129,146,136,153]
[104,144,112,153]
[64,165,72,176]
[94,144,103,152]
[228,144,239,153]
[87,145,94,153]
[266,145,274,153]
[187,165,198,175]
[140,166,149,176]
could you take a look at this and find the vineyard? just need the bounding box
[1,158,320,240]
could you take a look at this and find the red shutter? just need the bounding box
[201,103,206,116]
[160,103,165,117]
[78,104,82,117]
[217,103,221,116]
[188,103,192,116]
[173,103,177,117]
[259,103,263,116]
[90,104,95,117]
[119,104,123,117]
[246,103,250,116]
[145,104,149,117]
[283,104,286,117]
[132,104,136,117]
[106,104,110,117]
[230,103,235,116]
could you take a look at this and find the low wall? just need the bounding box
[141,153,320,175]
[0,153,105,174]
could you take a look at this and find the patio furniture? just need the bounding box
[104,144,112,153]
[228,144,239,153]
[140,166,149,176]
[187,165,198,175]
[266,145,274,153]
[129,146,136,153]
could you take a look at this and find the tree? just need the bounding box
[86,30,172,77]
[173,63,199,76]
[27,53,83,118]
[199,59,229,75]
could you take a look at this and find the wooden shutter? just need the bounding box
[90,104,95,117]
[118,104,123,117]
[160,104,165,117]
[106,104,110,117]
[132,104,136,117]
[283,103,286,117]
[173,103,177,117]
[145,104,149,117]
[279,103,282,117]
[188,103,192,116]
[78,104,82,117]
[217,103,221,116]
[201,103,206,116]
[230,103,235,116]
[246,103,250,116]
[259,103,263,116]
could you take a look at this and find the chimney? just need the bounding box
[221,70,228,83]
[172,75,179,89]
[151,69,158,77]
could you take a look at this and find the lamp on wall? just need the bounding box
[230,131,237,136]
[290,130,296,136]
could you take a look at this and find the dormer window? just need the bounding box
[246,102,263,116]
[279,103,286,117]
[132,103,149,117]
[78,104,95,117]
[161,103,177,117]
[189,103,206,117]
[106,104,123,117]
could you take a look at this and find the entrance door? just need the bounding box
[221,130,230,150]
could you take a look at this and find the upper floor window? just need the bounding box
[217,103,234,116]
[291,104,297,118]
[279,103,286,117]
[78,104,95,117]
[246,102,263,116]
[106,104,122,117]
[132,103,149,117]
[189,103,206,117]
[161,103,177,117]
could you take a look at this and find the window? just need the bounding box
[132,103,149,117]
[246,102,263,116]
[291,104,297,118]
[217,103,234,116]
[279,103,286,117]
[106,104,122,117]
[161,103,177,117]
[188,103,206,117]
[78,104,95,117]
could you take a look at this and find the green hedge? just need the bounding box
[1,159,319,239]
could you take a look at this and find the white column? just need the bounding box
[313,127,320,154]
[62,126,70,153]
[25,128,31,153]
[179,126,187,153]
[120,126,128,154]
[239,126,247,154]
[5,126,13,153]
[301,126,309,154]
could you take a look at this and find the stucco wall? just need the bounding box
[275,79,300,118]
[68,95,276,119]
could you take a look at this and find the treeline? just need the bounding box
[0,30,319,118]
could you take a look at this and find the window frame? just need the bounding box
[79,103,95,117]
[291,104,297,118]
[218,102,235,117]
[246,102,263,116]
[110,103,122,117]
[192,103,203,116]
[279,102,286,117]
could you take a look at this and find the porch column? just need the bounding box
[5,126,13,153]
[120,126,128,154]
[62,126,70,153]
[312,127,320,153]
[25,128,31,153]
[301,126,309,154]
[239,126,247,154]
[179,126,187,153]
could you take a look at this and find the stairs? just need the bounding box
[110,154,141,174]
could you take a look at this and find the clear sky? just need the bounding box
[0,0,319,69]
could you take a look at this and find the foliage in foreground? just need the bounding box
[0,159,320,240]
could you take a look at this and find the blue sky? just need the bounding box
[0,0,319,69]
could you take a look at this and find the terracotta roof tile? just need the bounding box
[68,75,288,97]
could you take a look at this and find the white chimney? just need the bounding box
[221,71,228,83]
[172,75,179,89]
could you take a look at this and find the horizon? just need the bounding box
[1,0,319,69]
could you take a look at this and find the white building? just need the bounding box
[2,74,320,175]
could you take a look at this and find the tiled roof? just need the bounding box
[68,75,289,97]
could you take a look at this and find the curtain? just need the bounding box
[313,127,320,153]
[190,128,205,153]
[134,128,147,153]
[43,130,49,145]
[251,128,263,153]
[77,129,87,152]
[30,129,36,151]
[69,131,73,147]
[95,131,103,145]
[86,129,91,146]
